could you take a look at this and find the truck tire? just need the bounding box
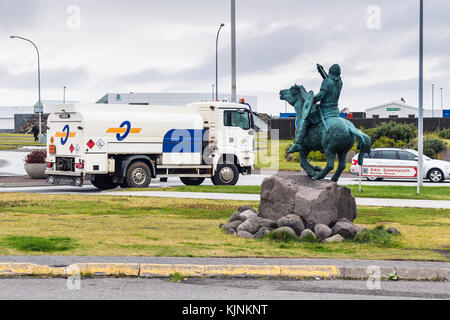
[126,161,151,188]
[211,163,239,186]
[180,177,205,186]
[91,175,118,190]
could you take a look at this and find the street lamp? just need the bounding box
[418,0,424,193]
[215,23,225,101]
[10,35,42,142]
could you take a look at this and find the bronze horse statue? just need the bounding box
[280,84,371,181]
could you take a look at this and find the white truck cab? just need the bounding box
[45,101,255,189]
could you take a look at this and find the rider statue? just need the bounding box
[287,64,342,153]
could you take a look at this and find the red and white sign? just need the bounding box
[361,166,418,178]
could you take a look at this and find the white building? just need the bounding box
[0,106,34,132]
[96,92,258,111]
[365,101,434,119]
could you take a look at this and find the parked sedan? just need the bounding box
[350,148,450,182]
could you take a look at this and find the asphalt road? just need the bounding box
[0,278,448,300]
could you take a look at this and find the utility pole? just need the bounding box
[441,87,443,115]
[63,86,66,104]
[231,0,237,102]
[417,0,424,193]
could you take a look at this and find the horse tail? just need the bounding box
[348,127,372,165]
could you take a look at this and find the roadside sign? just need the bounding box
[361,166,418,178]
[358,165,418,193]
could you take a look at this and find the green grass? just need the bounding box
[0,193,448,261]
[353,226,402,248]
[2,236,77,252]
[0,133,45,150]
[119,185,450,201]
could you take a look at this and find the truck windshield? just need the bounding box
[224,110,250,130]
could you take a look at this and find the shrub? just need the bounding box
[369,122,416,144]
[24,150,47,164]
[371,136,407,149]
[437,128,450,139]
[307,151,326,161]
[409,136,447,158]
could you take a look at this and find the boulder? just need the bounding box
[237,205,257,213]
[354,225,367,234]
[237,230,253,239]
[221,220,242,231]
[236,216,261,234]
[239,209,257,221]
[387,227,401,235]
[228,211,245,223]
[300,229,317,240]
[332,219,358,239]
[253,227,273,239]
[236,216,277,235]
[225,228,236,235]
[257,175,357,229]
[277,214,305,235]
[314,224,332,240]
[323,234,344,243]
[272,226,297,237]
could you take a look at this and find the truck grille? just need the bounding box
[56,157,75,172]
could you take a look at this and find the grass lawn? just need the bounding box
[0,193,448,261]
[120,185,450,201]
[0,133,45,150]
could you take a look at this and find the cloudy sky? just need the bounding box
[0,0,449,115]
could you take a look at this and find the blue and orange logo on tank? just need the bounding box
[55,125,76,145]
[106,121,142,141]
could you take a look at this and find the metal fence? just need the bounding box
[269,117,450,140]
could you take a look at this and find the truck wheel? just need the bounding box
[211,163,239,186]
[126,161,151,188]
[180,177,205,186]
[91,175,118,190]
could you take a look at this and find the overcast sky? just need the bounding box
[0,0,449,115]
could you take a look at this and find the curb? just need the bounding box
[0,263,448,281]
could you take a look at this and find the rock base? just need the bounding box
[222,174,364,242]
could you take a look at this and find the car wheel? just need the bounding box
[428,168,444,183]
[212,163,239,186]
[365,177,383,181]
[180,177,205,186]
[91,175,118,190]
[126,161,152,188]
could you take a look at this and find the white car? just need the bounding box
[350,148,450,183]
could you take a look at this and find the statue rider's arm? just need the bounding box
[313,80,328,104]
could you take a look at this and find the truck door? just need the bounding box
[223,109,253,160]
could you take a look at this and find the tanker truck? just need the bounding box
[45,101,255,189]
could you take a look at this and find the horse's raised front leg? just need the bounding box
[331,151,347,182]
[312,150,335,180]
[299,149,316,177]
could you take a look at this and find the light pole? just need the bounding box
[441,87,443,115]
[231,0,237,102]
[417,0,424,193]
[211,84,215,101]
[10,35,42,142]
[63,86,66,104]
[215,23,225,101]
